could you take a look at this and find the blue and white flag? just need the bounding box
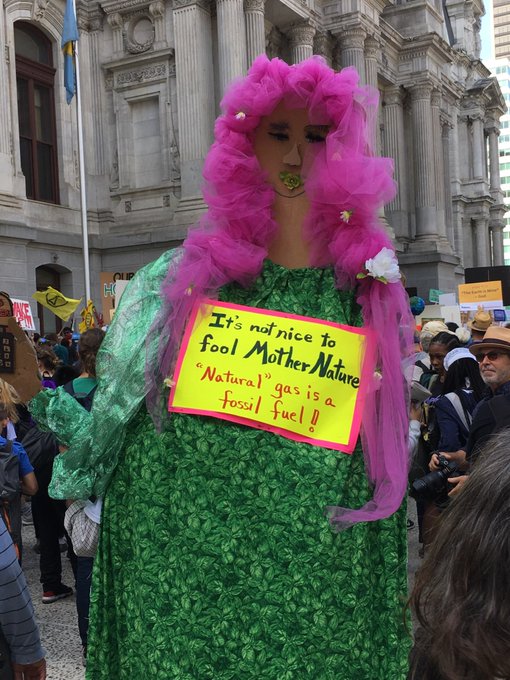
[62,0,79,104]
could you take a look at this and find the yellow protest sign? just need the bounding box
[168,300,375,452]
[458,281,503,311]
[32,287,81,321]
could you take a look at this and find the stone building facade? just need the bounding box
[0,0,505,331]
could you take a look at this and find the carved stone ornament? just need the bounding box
[383,86,403,108]
[115,62,167,86]
[32,0,49,21]
[173,0,210,9]
[124,12,155,54]
[244,0,264,12]
[314,32,333,60]
[287,23,315,48]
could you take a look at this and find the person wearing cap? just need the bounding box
[430,326,510,495]
[468,309,492,343]
[433,347,485,453]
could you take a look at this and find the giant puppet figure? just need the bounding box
[31,57,413,679]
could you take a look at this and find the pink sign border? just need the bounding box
[168,298,376,453]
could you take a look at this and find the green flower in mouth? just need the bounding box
[279,172,303,191]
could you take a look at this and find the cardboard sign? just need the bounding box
[0,293,40,403]
[100,272,135,320]
[458,281,503,311]
[11,299,36,331]
[168,300,375,452]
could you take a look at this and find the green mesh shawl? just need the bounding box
[30,249,177,499]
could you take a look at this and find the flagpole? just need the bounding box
[72,0,91,304]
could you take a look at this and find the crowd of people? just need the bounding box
[0,326,104,677]
[1,55,510,680]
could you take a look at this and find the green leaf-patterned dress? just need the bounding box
[32,255,410,679]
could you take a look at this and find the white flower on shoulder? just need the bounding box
[357,247,401,284]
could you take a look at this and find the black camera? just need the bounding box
[410,454,462,501]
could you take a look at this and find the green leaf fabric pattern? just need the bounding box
[86,261,410,679]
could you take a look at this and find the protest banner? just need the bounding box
[100,272,135,320]
[169,300,376,452]
[428,289,444,304]
[11,299,36,331]
[458,281,503,311]
[0,292,40,402]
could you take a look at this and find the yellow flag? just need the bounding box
[79,300,96,334]
[32,287,81,321]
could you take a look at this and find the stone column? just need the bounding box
[340,28,366,84]
[431,89,447,242]
[107,13,124,57]
[474,216,490,266]
[364,36,379,152]
[173,0,215,200]
[0,15,14,191]
[88,12,106,176]
[471,114,485,179]
[487,123,501,191]
[244,0,265,65]
[383,86,409,240]
[491,221,505,265]
[410,83,437,240]
[313,31,333,67]
[442,122,454,248]
[287,22,315,64]
[217,0,247,92]
[364,36,378,89]
[149,1,166,50]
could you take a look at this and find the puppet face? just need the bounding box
[253,102,329,199]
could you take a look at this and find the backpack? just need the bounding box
[63,380,97,413]
[0,440,22,557]
[21,427,59,473]
[0,440,21,502]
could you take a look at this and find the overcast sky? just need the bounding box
[480,0,493,62]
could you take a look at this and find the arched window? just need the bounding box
[14,22,59,204]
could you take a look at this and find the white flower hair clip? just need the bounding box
[356,247,401,284]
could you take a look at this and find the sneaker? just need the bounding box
[42,584,73,604]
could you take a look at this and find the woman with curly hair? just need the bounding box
[409,429,510,680]
[31,56,413,679]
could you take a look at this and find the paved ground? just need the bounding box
[22,524,84,680]
[20,501,421,680]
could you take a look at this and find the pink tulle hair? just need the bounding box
[146,54,414,528]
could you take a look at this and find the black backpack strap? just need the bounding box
[0,441,12,454]
[415,360,431,374]
[63,380,75,397]
[488,394,510,429]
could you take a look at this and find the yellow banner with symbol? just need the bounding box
[32,287,81,321]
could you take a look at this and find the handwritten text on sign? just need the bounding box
[168,300,375,452]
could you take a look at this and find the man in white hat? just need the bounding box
[430,326,510,495]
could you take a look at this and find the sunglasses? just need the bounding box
[476,351,510,363]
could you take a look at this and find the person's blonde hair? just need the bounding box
[0,379,21,423]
